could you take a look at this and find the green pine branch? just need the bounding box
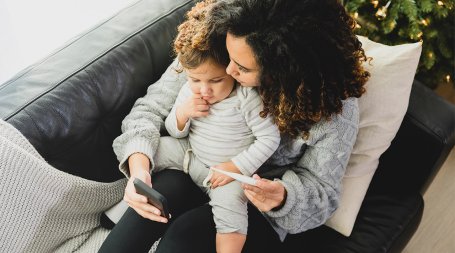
[344,0,455,88]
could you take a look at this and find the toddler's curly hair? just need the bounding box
[173,0,228,69]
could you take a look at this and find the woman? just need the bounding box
[99,0,369,252]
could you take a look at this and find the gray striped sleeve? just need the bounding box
[165,83,192,138]
[231,87,281,176]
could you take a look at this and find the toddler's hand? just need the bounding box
[210,162,241,188]
[178,93,210,119]
[210,170,235,189]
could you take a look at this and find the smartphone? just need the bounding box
[133,178,170,219]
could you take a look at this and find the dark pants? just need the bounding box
[156,204,282,253]
[98,170,282,253]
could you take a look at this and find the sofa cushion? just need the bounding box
[325,36,422,236]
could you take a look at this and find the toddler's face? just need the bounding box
[186,58,235,104]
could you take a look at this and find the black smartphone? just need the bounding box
[133,178,170,219]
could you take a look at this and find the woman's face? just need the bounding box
[186,58,235,105]
[225,33,260,87]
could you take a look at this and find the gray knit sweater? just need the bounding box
[165,82,280,176]
[112,59,359,237]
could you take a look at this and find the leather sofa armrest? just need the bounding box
[371,80,455,194]
[406,80,455,192]
[407,80,455,148]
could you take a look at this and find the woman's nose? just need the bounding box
[226,60,238,77]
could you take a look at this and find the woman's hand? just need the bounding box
[124,153,168,223]
[243,174,287,212]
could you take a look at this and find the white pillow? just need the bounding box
[324,36,422,236]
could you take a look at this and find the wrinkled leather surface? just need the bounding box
[1,0,193,182]
[283,194,423,253]
[1,0,454,252]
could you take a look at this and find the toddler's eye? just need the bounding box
[211,79,223,83]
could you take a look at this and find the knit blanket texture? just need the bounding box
[0,119,127,252]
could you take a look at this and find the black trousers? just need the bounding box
[155,204,283,253]
[98,170,282,253]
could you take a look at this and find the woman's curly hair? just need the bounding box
[173,0,228,69]
[209,0,370,138]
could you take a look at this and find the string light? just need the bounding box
[354,12,359,19]
[371,0,379,8]
[420,19,429,26]
[437,1,444,6]
[376,1,391,20]
[446,75,451,83]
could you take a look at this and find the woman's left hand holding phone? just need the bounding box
[124,153,168,223]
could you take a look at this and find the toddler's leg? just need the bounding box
[208,181,248,253]
[152,136,189,173]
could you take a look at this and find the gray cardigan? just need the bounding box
[112,59,359,238]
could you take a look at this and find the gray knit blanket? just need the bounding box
[0,119,127,252]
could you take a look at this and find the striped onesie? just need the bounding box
[151,82,280,235]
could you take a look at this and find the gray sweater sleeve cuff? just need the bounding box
[118,137,155,178]
[265,176,297,218]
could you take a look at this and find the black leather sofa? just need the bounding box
[1,0,454,252]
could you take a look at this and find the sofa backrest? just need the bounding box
[0,0,194,182]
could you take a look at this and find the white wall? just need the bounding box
[0,0,138,84]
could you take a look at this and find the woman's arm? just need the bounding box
[265,98,359,234]
[245,98,359,234]
[112,58,187,177]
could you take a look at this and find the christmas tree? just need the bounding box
[344,0,454,89]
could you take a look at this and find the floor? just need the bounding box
[402,83,455,253]
[402,147,455,253]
